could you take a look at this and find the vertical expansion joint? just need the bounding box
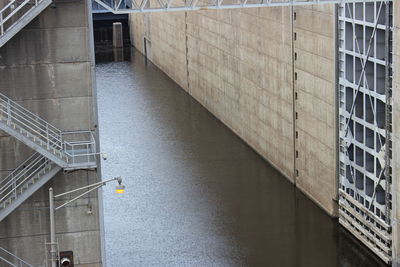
[184,11,190,91]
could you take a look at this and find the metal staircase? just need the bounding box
[0,0,52,48]
[0,153,62,221]
[0,92,97,222]
[0,246,33,266]
[0,92,97,170]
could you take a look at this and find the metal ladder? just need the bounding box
[0,246,33,266]
[0,0,52,48]
[0,92,97,170]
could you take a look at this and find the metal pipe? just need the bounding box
[49,188,57,267]
[54,177,120,198]
[55,184,103,211]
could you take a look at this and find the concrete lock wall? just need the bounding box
[129,5,337,215]
[0,0,103,266]
[130,3,400,264]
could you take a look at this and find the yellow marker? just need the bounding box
[115,184,125,194]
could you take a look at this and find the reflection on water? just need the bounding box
[96,47,387,267]
[96,45,131,63]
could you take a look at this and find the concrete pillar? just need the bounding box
[113,22,123,48]
[0,0,103,266]
[113,47,124,61]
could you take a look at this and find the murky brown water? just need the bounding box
[96,47,387,267]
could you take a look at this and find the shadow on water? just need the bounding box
[95,46,387,267]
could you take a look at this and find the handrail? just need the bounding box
[0,247,33,267]
[0,93,62,135]
[0,153,42,191]
[0,93,98,167]
[0,0,44,36]
[0,160,49,203]
[0,93,61,133]
[0,256,15,266]
[0,155,52,203]
[0,110,64,151]
[0,153,38,187]
[1,0,31,26]
[0,0,17,14]
[0,154,41,192]
[61,130,97,164]
[0,102,64,150]
[0,99,62,140]
[4,103,62,139]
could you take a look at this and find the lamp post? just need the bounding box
[48,177,125,267]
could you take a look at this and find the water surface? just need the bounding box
[96,47,386,267]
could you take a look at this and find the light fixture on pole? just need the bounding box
[48,177,125,267]
[115,177,125,194]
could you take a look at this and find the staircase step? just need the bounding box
[0,162,62,222]
[0,94,97,172]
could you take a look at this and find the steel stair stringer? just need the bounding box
[0,122,68,168]
[0,0,53,48]
[0,152,62,222]
[0,246,33,266]
[0,92,97,170]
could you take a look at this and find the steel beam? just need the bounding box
[92,0,392,14]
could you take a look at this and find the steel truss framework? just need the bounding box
[92,0,391,14]
[338,1,393,263]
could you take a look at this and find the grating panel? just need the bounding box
[338,1,393,263]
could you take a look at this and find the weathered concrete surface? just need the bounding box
[293,5,337,215]
[113,22,123,48]
[131,11,187,89]
[0,0,103,266]
[129,5,337,215]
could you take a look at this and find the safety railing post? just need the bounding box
[0,13,4,35]
[72,144,75,165]
[46,124,49,150]
[6,99,11,126]
[12,174,16,200]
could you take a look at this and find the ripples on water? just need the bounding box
[95,46,387,267]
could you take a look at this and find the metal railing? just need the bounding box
[0,247,33,267]
[0,153,54,208]
[0,0,44,37]
[92,0,131,13]
[0,93,97,167]
[62,131,98,166]
[0,93,64,154]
